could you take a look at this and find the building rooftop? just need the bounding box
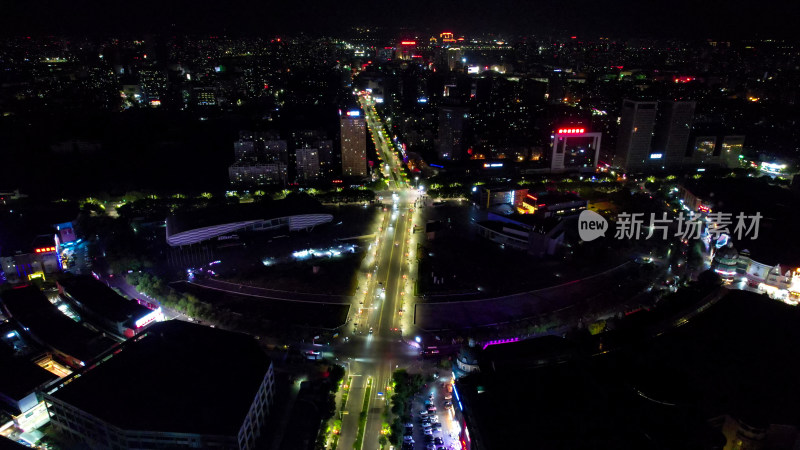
[51,320,271,436]
[457,289,800,448]
[530,191,584,206]
[0,286,117,365]
[58,275,150,325]
[0,345,57,410]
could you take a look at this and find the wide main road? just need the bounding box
[337,95,421,450]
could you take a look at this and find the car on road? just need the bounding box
[426,444,436,450]
[419,410,428,416]
[369,327,373,334]
[434,437,444,446]
[403,435,414,442]
[432,422,442,429]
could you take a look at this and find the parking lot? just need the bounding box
[401,376,461,450]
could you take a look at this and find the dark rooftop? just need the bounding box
[0,286,117,364]
[488,212,564,233]
[51,320,271,436]
[58,275,150,324]
[0,345,57,409]
[457,289,800,449]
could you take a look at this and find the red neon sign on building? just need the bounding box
[557,128,586,134]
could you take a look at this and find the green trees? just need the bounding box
[387,369,426,445]
[127,272,213,320]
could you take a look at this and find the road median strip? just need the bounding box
[353,377,372,450]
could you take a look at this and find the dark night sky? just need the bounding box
[1,0,797,38]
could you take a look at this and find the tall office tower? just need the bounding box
[437,104,469,161]
[340,110,367,177]
[614,100,658,171]
[654,101,696,168]
[316,140,335,178]
[295,148,320,182]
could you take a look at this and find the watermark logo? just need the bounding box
[578,210,609,242]
[578,210,762,242]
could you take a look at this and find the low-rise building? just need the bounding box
[44,321,275,450]
[0,286,118,369]
[57,276,160,338]
[476,186,528,210]
[520,191,587,217]
[0,347,58,432]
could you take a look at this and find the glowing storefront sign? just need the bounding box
[135,307,162,328]
[557,128,586,134]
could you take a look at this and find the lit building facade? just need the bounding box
[295,147,320,182]
[437,105,469,160]
[550,127,602,173]
[340,110,367,177]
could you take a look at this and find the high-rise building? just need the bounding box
[654,101,696,168]
[614,100,658,171]
[550,127,602,173]
[316,140,335,178]
[229,134,287,186]
[228,164,287,186]
[262,140,288,164]
[295,148,320,182]
[437,104,469,161]
[233,140,258,164]
[340,110,367,177]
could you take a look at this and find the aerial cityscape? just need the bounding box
[2,2,800,449]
